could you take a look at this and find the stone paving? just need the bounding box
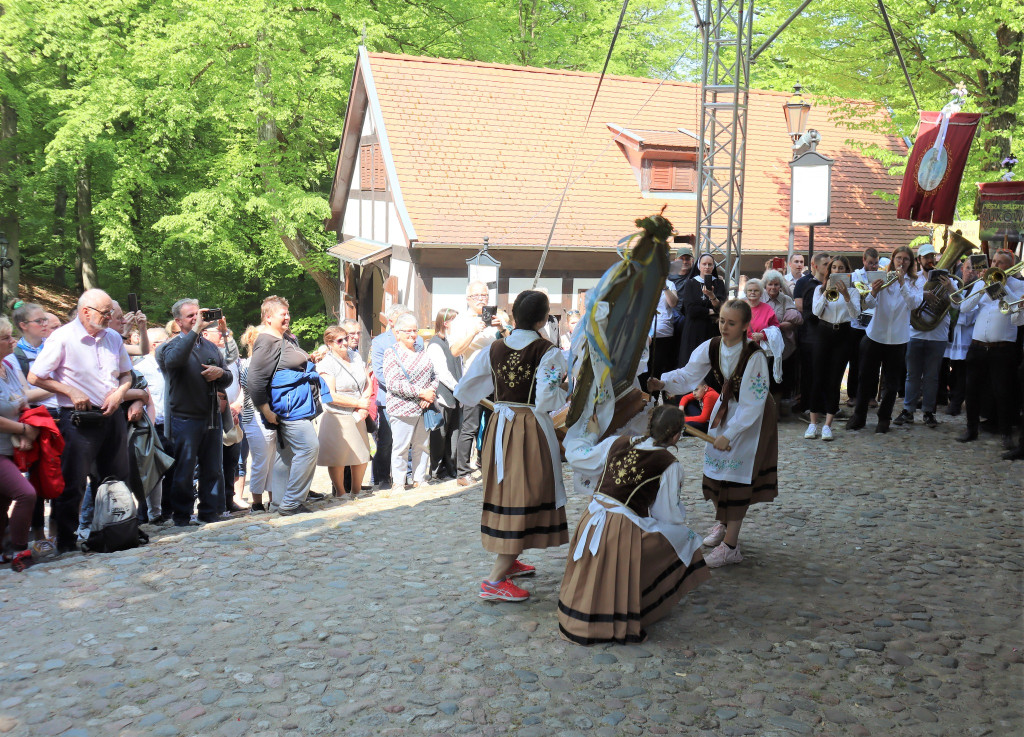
[0,411,1021,737]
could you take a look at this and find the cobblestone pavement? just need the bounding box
[1,411,1021,737]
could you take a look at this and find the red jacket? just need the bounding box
[13,406,65,500]
[678,388,720,426]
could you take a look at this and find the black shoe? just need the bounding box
[893,410,914,426]
[875,420,890,434]
[944,404,961,416]
[846,415,866,431]
[196,515,220,524]
[174,518,204,527]
[1002,434,1015,450]
[956,429,978,443]
[923,412,938,428]
[1002,447,1024,461]
[227,502,249,513]
[307,491,327,501]
[278,504,312,516]
[56,541,79,555]
[249,502,266,513]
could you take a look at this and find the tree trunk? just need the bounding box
[980,24,1022,169]
[128,189,142,294]
[0,99,18,309]
[76,161,99,291]
[53,182,68,286]
[280,230,341,320]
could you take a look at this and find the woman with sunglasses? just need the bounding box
[317,325,373,497]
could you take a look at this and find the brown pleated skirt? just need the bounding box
[558,501,710,645]
[480,406,568,555]
[702,395,779,523]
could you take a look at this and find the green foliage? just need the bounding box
[289,312,333,347]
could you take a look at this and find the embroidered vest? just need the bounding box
[706,337,762,401]
[489,337,552,406]
[596,435,676,516]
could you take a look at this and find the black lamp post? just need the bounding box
[0,232,12,314]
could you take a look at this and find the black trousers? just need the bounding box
[456,403,482,479]
[810,322,852,417]
[847,327,866,398]
[966,343,1019,435]
[56,409,129,549]
[947,359,967,410]
[430,404,460,478]
[371,405,393,486]
[853,338,906,422]
[797,333,816,412]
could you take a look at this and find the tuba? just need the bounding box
[909,231,975,331]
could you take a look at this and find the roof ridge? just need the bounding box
[364,51,874,102]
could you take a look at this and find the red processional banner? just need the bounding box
[897,111,982,226]
[977,180,1024,250]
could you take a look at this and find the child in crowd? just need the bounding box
[678,382,719,433]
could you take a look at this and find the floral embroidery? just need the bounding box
[608,447,644,486]
[540,364,563,387]
[704,451,742,472]
[496,350,532,389]
[749,372,769,400]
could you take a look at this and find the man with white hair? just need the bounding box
[448,281,502,487]
[29,289,134,553]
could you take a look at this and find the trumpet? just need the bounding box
[852,279,872,297]
[949,262,1024,305]
[876,271,902,291]
[824,285,840,302]
[999,297,1024,315]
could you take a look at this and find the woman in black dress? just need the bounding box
[677,253,727,367]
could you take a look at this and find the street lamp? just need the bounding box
[466,236,500,306]
[0,232,12,314]
[782,85,831,263]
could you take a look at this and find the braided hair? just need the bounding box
[646,404,686,446]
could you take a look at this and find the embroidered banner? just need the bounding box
[976,180,1024,247]
[897,111,982,226]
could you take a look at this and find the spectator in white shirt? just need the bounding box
[448,281,502,486]
[784,253,806,286]
[847,246,917,434]
[847,247,879,407]
[806,256,861,441]
[28,289,134,553]
[955,249,1024,447]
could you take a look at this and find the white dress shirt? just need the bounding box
[958,278,1024,344]
[863,275,917,345]
[850,267,876,331]
[811,285,860,325]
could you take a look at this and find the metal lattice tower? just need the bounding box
[695,0,753,288]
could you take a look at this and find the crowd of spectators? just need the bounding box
[2,240,1022,569]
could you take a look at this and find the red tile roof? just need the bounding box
[347,52,923,254]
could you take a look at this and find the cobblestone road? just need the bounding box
[1,412,1021,737]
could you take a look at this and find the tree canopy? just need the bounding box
[1,0,1019,335]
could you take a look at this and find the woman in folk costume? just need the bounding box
[648,299,777,568]
[454,290,569,602]
[559,405,710,645]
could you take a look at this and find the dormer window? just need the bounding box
[608,124,699,199]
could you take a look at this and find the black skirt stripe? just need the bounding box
[558,599,641,623]
[639,559,707,618]
[482,501,557,515]
[481,523,569,539]
[752,481,777,493]
[558,622,647,646]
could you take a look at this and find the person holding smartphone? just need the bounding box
[448,281,503,487]
[677,253,727,367]
[156,299,234,526]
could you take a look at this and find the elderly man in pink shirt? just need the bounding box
[29,289,134,553]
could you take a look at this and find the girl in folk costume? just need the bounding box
[454,291,569,602]
[648,299,777,568]
[559,405,710,645]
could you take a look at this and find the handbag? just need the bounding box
[72,409,106,428]
[223,422,245,446]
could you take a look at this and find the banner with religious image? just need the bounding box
[897,111,982,226]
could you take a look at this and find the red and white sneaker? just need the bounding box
[479,578,530,602]
[505,559,536,578]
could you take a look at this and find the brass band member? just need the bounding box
[847,246,917,433]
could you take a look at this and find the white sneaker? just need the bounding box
[703,522,726,547]
[804,424,818,439]
[705,542,743,568]
[821,426,834,441]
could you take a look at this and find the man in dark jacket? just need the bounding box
[157,299,232,527]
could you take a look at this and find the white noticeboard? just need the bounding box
[790,151,834,226]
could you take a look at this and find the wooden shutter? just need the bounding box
[372,145,386,191]
[649,160,674,191]
[673,161,696,192]
[359,145,373,191]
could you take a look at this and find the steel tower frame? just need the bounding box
[695,0,754,288]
